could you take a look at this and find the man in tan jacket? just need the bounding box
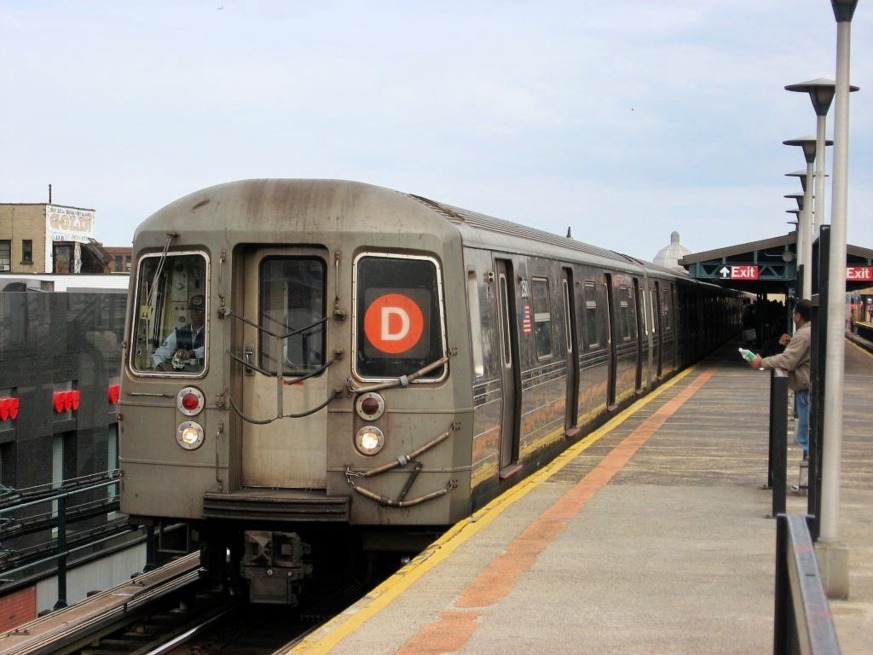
[748,299,812,456]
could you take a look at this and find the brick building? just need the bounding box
[0,203,127,274]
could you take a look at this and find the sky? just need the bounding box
[1,0,871,262]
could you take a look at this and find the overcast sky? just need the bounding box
[2,1,871,262]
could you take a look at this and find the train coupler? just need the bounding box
[240,530,313,605]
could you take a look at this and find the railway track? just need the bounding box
[0,552,381,655]
[0,553,226,655]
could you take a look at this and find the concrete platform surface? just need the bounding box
[290,341,873,654]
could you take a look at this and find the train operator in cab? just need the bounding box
[746,298,811,458]
[153,294,206,372]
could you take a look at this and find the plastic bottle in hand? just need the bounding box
[738,348,757,362]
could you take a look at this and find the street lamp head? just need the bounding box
[786,169,807,191]
[784,193,805,210]
[831,0,858,22]
[785,78,859,116]
[784,136,833,163]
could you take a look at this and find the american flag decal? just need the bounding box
[522,304,532,334]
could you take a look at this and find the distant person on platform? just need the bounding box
[153,295,206,372]
[746,298,811,458]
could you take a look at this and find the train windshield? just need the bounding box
[130,252,209,375]
[354,253,446,381]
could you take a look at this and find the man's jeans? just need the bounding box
[795,388,810,454]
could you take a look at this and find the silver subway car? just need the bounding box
[119,179,742,604]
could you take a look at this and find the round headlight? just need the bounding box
[177,421,205,450]
[176,386,205,417]
[355,392,385,420]
[354,426,385,456]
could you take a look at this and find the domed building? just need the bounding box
[653,231,691,272]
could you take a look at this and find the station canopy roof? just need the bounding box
[679,232,873,295]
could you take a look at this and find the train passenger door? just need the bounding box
[633,278,644,392]
[495,259,521,472]
[237,248,330,489]
[604,273,617,410]
[651,282,662,379]
[562,268,579,435]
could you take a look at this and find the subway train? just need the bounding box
[119,179,743,604]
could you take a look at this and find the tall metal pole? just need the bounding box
[802,158,814,297]
[818,0,858,600]
[814,112,828,240]
[784,190,807,298]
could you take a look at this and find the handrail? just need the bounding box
[0,472,133,609]
[773,514,841,654]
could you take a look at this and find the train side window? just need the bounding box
[618,285,631,340]
[584,282,598,348]
[640,286,649,336]
[662,289,672,331]
[259,257,326,375]
[354,254,446,381]
[467,271,485,377]
[130,252,209,375]
[532,277,552,359]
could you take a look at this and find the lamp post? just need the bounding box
[785,173,806,297]
[783,137,832,299]
[785,79,858,243]
[816,0,859,600]
[784,190,808,298]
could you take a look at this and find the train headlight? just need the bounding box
[355,392,385,420]
[354,426,385,456]
[177,421,205,450]
[176,386,205,417]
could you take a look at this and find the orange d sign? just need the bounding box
[364,293,425,354]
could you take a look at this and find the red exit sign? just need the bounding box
[847,267,873,281]
[719,265,758,280]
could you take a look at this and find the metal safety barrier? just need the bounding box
[773,514,840,655]
[766,369,789,517]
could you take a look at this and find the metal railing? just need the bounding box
[0,471,136,609]
[774,514,840,654]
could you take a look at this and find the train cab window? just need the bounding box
[532,277,552,359]
[130,252,209,375]
[354,254,446,381]
[259,258,326,375]
[584,282,599,348]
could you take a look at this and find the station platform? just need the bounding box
[291,339,873,655]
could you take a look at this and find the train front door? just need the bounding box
[495,259,521,472]
[237,249,330,489]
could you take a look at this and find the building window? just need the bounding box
[0,240,11,272]
[53,243,74,273]
[21,240,33,264]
